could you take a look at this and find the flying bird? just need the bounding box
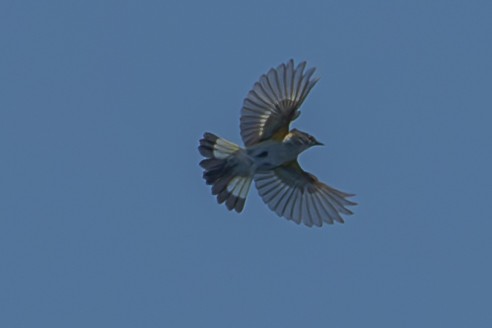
[198,60,356,227]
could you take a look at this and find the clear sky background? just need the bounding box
[1,1,491,327]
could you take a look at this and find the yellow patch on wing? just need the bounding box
[282,160,303,172]
[270,127,289,142]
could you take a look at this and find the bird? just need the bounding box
[198,60,356,227]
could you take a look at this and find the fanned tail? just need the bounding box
[198,133,253,212]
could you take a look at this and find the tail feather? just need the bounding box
[199,132,240,159]
[225,176,252,212]
[198,132,252,213]
[200,158,230,185]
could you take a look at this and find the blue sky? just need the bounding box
[1,0,491,327]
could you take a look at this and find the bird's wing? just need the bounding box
[254,161,356,227]
[240,60,319,147]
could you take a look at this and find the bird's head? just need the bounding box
[284,129,323,153]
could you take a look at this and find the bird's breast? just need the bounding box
[246,141,298,172]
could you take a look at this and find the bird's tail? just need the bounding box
[198,133,253,213]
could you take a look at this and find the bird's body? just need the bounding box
[199,60,356,227]
[247,137,301,171]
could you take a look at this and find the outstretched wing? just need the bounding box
[240,60,319,147]
[254,161,356,227]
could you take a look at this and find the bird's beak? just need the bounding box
[314,140,324,146]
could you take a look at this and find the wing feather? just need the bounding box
[240,60,319,146]
[254,161,356,227]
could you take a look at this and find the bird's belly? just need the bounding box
[253,157,280,171]
[247,142,297,172]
